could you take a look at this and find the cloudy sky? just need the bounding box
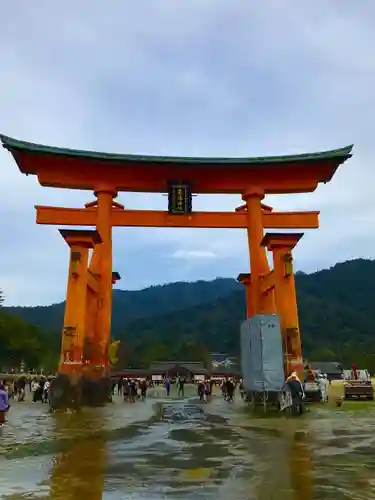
[0,1,373,306]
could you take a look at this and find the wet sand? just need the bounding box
[1,385,375,499]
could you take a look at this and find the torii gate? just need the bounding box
[0,134,352,405]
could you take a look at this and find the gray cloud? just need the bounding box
[0,0,374,305]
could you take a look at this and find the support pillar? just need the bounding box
[261,233,304,379]
[242,189,275,315]
[51,229,102,410]
[89,185,117,374]
[236,273,254,318]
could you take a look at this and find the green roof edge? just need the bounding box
[0,134,353,165]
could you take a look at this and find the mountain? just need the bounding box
[4,278,242,333]
[4,259,375,369]
[122,259,375,354]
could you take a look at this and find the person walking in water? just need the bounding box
[177,377,185,397]
[318,373,329,403]
[165,377,171,397]
[226,379,235,402]
[286,372,305,414]
[0,383,10,427]
[139,379,147,401]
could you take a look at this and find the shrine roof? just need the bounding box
[0,134,353,167]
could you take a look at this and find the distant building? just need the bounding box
[149,361,208,379]
[112,359,241,380]
[211,353,239,369]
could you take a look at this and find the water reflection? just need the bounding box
[2,397,375,499]
[289,431,312,500]
[49,413,106,500]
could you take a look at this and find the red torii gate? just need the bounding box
[0,133,352,406]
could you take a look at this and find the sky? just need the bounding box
[1,1,374,306]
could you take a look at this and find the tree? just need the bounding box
[0,289,3,307]
[0,309,52,369]
[109,340,120,368]
[310,347,337,361]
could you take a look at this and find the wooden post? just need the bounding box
[59,229,102,376]
[237,273,253,318]
[242,189,276,316]
[90,185,117,373]
[261,233,304,379]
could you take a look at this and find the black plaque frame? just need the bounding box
[167,181,192,214]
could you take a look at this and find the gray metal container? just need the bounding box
[240,314,285,393]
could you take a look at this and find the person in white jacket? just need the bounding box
[318,374,329,403]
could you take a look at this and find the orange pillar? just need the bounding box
[237,273,254,318]
[84,274,100,367]
[261,232,304,378]
[242,189,275,315]
[90,185,117,372]
[58,229,102,375]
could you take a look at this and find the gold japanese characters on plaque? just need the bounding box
[167,181,192,214]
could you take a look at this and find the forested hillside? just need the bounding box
[2,259,375,370]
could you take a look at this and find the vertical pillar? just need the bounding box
[236,273,254,318]
[58,229,101,376]
[84,270,100,367]
[242,188,275,315]
[90,185,117,373]
[261,233,304,379]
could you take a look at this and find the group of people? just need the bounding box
[1,377,51,405]
[115,376,188,401]
[196,377,238,403]
[115,378,149,402]
[221,378,236,402]
[197,379,212,402]
[30,378,51,403]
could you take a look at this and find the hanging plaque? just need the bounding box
[167,181,192,214]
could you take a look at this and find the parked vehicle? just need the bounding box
[344,369,374,400]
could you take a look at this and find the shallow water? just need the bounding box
[1,388,375,499]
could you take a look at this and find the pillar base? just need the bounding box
[81,376,112,407]
[49,374,112,410]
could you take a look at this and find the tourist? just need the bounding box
[31,378,41,403]
[0,383,10,427]
[318,374,329,403]
[5,380,15,401]
[15,377,26,401]
[139,379,147,401]
[196,381,203,401]
[177,377,185,397]
[286,372,305,414]
[203,380,211,403]
[42,379,51,403]
[129,380,137,402]
[226,379,235,402]
[123,379,130,402]
[165,377,171,397]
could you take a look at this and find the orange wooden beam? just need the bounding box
[87,270,100,294]
[260,270,275,294]
[36,206,320,229]
[235,203,273,213]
